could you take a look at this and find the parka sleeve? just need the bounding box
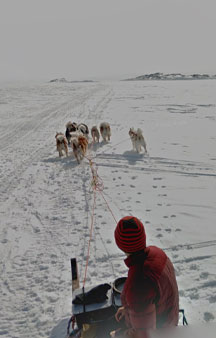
[128,303,156,332]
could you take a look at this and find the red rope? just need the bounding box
[88,157,117,223]
[99,190,118,224]
[82,189,96,287]
[82,151,118,286]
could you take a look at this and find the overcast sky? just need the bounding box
[1,0,216,81]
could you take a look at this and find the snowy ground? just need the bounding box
[0,79,216,337]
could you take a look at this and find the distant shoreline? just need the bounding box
[49,78,95,83]
[123,72,216,81]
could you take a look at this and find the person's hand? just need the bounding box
[115,306,125,322]
[110,328,122,337]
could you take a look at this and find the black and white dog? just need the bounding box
[65,121,78,145]
[77,123,89,138]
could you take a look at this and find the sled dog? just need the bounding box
[100,122,111,142]
[77,123,89,137]
[129,128,147,154]
[65,121,78,144]
[91,126,100,143]
[55,132,68,157]
[70,134,88,164]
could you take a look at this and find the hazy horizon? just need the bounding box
[1,0,216,82]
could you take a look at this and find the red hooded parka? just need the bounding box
[120,246,179,337]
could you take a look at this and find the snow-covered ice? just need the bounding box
[0,79,216,337]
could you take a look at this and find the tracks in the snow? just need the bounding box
[95,153,216,178]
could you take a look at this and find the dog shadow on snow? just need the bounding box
[44,142,109,169]
[122,150,147,165]
[43,154,80,169]
[90,141,106,151]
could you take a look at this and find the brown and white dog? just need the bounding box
[55,132,69,157]
[100,122,111,142]
[91,126,100,143]
[70,133,88,164]
[129,128,147,154]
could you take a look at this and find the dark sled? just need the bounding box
[67,258,127,337]
[67,258,188,337]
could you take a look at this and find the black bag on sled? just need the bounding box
[72,277,126,329]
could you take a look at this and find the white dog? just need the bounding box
[91,126,100,143]
[55,132,68,157]
[100,122,111,142]
[129,128,147,154]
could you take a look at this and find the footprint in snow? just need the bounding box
[189,291,199,300]
[114,263,121,268]
[91,271,97,277]
[179,290,185,297]
[208,295,216,304]
[204,312,215,322]
[190,264,199,271]
[200,272,209,279]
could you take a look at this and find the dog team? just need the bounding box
[55,121,147,163]
[55,122,111,163]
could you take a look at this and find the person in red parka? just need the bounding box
[112,216,179,338]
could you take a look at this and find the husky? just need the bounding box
[100,122,111,142]
[129,128,147,153]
